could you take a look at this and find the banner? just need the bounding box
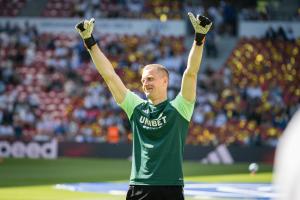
[0,17,185,36]
[0,140,58,159]
[58,142,275,163]
[239,21,300,37]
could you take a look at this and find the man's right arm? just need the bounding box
[88,44,127,104]
[75,18,127,104]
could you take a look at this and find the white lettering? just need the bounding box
[139,116,145,123]
[151,120,157,126]
[157,120,162,126]
[139,113,167,128]
[145,118,151,126]
[27,142,40,159]
[0,141,10,157]
[161,116,167,123]
[0,140,58,159]
[12,142,26,158]
[41,140,57,159]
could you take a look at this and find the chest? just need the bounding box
[132,103,177,135]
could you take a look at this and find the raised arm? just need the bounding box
[75,18,127,104]
[181,13,212,102]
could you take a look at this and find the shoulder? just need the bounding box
[170,93,195,121]
[118,90,147,119]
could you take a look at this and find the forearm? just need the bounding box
[75,18,127,104]
[88,44,115,80]
[180,42,204,102]
[186,41,204,76]
[88,44,127,103]
[181,13,211,101]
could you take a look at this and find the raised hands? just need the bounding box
[188,12,212,45]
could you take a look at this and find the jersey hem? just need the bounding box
[129,180,184,186]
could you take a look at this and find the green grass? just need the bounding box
[0,158,131,187]
[0,158,273,200]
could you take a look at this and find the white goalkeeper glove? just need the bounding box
[75,18,96,49]
[188,12,212,46]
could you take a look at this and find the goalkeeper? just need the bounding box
[76,13,212,200]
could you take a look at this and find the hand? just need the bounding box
[75,18,96,49]
[75,18,95,39]
[188,13,212,34]
[188,13,212,45]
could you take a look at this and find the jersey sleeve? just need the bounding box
[118,90,145,119]
[170,93,195,121]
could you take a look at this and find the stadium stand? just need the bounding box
[0,0,299,147]
[0,0,27,17]
[187,34,300,146]
[41,0,183,19]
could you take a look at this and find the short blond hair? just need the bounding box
[143,64,169,79]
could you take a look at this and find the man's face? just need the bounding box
[141,67,168,100]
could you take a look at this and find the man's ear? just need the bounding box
[163,76,169,86]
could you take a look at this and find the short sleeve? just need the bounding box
[170,93,195,121]
[118,90,145,119]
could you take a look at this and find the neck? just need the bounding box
[149,96,167,105]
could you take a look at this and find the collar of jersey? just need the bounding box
[147,99,169,108]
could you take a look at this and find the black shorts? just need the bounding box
[126,185,184,200]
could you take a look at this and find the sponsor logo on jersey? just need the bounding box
[142,109,149,114]
[139,113,167,129]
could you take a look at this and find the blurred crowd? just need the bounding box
[188,36,300,146]
[2,0,300,33]
[38,0,300,22]
[0,22,185,144]
[2,0,300,22]
[0,0,276,37]
[0,0,299,146]
[0,20,299,147]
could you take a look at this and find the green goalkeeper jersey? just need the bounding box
[119,90,195,186]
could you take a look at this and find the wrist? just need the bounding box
[83,35,96,49]
[194,32,205,46]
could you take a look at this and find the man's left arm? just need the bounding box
[181,13,212,102]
